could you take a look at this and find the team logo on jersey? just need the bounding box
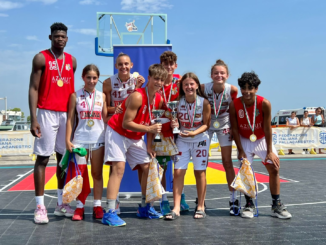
[195,114,201,118]
[198,140,207,147]
[96,94,101,100]
[172,87,178,95]
[239,109,244,118]
[65,64,71,71]
[80,111,101,120]
[180,105,186,111]
[125,20,138,32]
[49,61,57,70]
[142,105,147,114]
[196,106,202,111]
[95,102,102,106]
[114,83,119,88]
[201,160,207,166]
[127,89,133,94]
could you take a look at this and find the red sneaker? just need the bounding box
[72,208,84,221]
[93,206,104,219]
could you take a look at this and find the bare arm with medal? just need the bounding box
[29,53,46,138]
[180,99,211,137]
[229,101,247,160]
[65,93,77,152]
[262,99,280,168]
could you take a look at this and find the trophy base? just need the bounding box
[154,138,162,142]
[173,128,180,134]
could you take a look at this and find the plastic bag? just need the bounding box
[146,158,165,203]
[231,158,258,198]
[62,154,83,203]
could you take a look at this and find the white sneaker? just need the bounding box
[302,151,306,155]
[271,203,292,219]
[241,203,255,219]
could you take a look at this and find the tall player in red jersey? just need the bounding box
[102,64,167,227]
[229,72,292,219]
[29,23,76,224]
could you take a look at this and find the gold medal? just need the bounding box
[213,121,220,129]
[132,72,139,78]
[250,134,257,142]
[57,79,63,87]
[87,119,94,127]
[165,110,171,118]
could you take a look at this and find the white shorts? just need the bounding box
[104,126,150,170]
[72,142,105,151]
[239,136,278,165]
[208,128,232,147]
[33,109,66,156]
[175,138,210,171]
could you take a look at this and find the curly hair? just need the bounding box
[160,51,177,64]
[211,59,229,75]
[50,22,68,34]
[179,72,208,100]
[238,71,261,89]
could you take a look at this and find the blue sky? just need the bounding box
[0,0,325,119]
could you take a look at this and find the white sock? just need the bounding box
[35,196,44,207]
[93,199,101,207]
[162,194,168,201]
[230,191,237,202]
[57,189,63,205]
[76,200,84,208]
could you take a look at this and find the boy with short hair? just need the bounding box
[229,71,292,219]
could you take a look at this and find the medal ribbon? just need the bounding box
[49,49,65,80]
[242,96,257,134]
[162,77,176,103]
[83,89,96,118]
[213,88,226,120]
[146,87,156,122]
[117,76,135,88]
[185,96,197,128]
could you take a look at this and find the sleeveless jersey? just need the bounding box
[160,78,179,138]
[233,95,265,140]
[37,50,75,112]
[178,95,208,142]
[73,88,105,144]
[287,117,298,126]
[204,83,232,131]
[314,115,322,125]
[108,88,161,140]
[109,73,136,110]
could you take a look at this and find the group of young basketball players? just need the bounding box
[29,23,292,226]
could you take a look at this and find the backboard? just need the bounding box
[95,12,168,57]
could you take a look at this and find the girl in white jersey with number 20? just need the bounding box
[66,64,108,221]
[164,72,211,220]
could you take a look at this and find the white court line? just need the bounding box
[0,169,34,192]
[0,200,326,216]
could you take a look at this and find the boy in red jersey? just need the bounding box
[102,64,167,227]
[29,23,77,224]
[229,72,292,219]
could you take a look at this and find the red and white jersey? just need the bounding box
[37,50,75,112]
[109,73,136,109]
[178,95,208,142]
[233,95,265,140]
[108,88,161,140]
[73,88,105,144]
[204,82,232,131]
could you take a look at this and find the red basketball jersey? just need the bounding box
[233,95,265,140]
[37,50,75,112]
[108,88,161,140]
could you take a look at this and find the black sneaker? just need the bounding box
[241,201,255,219]
[229,200,240,216]
[271,202,292,219]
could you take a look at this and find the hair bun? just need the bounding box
[215,59,225,65]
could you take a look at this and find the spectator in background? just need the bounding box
[300,110,311,154]
[286,111,300,154]
[312,107,325,154]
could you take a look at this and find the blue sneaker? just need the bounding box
[160,200,171,216]
[137,204,163,219]
[102,209,126,227]
[180,193,190,212]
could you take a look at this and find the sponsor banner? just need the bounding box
[0,131,34,155]
[272,127,326,149]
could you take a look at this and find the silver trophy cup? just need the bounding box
[167,101,180,134]
[152,109,165,142]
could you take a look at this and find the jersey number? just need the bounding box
[112,91,122,98]
[178,113,189,120]
[196,149,207,157]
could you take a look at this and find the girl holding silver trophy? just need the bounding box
[164,72,211,220]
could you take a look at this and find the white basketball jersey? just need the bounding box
[73,88,105,144]
[178,95,208,142]
[110,73,136,107]
[204,82,232,130]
